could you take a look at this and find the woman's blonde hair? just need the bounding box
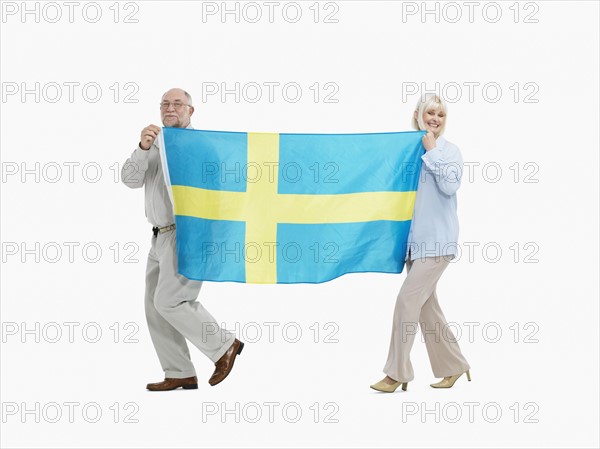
[412,94,448,136]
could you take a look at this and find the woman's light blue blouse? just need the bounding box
[407,135,463,261]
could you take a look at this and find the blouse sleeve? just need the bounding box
[421,142,463,196]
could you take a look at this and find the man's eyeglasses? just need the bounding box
[159,102,191,110]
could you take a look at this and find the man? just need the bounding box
[121,88,244,391]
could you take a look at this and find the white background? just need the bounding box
[1,1,598,447]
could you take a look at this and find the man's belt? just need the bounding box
[152,224,176,237]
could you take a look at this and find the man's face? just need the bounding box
[160,89,194,128]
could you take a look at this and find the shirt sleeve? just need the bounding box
[421,143,463,196]
[121,145,151,189]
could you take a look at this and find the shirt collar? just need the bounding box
[435,134,447,148]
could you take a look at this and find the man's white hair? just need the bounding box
[182,90,193,106]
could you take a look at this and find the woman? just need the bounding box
[370,94,471,392]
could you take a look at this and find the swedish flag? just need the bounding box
[160,128,425,284]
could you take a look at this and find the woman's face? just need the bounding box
[420,106,446,138]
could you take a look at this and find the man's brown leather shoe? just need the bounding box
[208,339,244,386]
[146,376,198,391]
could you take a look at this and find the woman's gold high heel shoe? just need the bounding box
[430,370,471,388]
[370,379,408,393]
